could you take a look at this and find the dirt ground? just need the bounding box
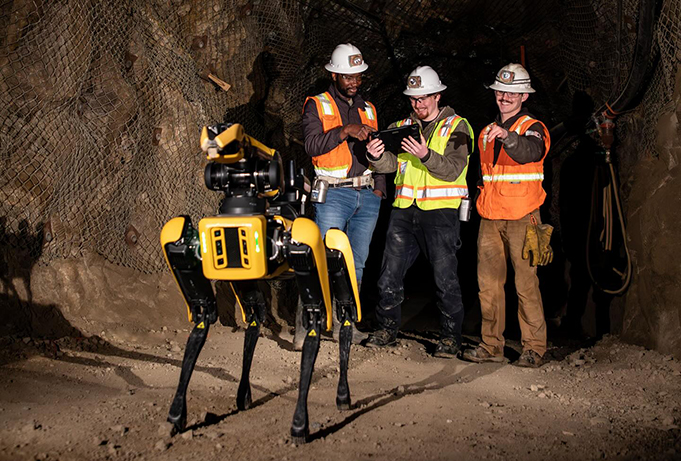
[1,321,681,461]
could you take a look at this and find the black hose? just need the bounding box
[549,0,660,144]
[605,0,660,116]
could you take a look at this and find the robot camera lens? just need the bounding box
[204,163,231,191]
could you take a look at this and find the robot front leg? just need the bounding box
[286,217,333,444]
[169,317,212,432]
[231,281,266,411]
[335,306,352,410]
[161,216,218,434]
[325,229,363,412]
[291,305,323,444]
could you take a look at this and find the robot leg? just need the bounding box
[169,320,211,433]
[291,309,322,444]
[161,217,218,434]
[286,218,333,443]
[231,281,267,411]
[325,229,362,411]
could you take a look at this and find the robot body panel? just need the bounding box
[324,229,362,322]
[290,217,333,331]
[199,215,269,280]
[161,216,216,324]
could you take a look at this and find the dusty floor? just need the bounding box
[1,324,680,461]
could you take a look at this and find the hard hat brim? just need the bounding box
[488,82,535,93]
[403,84,447,96]
[325,63,369,74]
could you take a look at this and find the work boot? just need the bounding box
[433,337,460,359]
[332,303,368,345]
[515,350,544,368]
[461,345,505,363]
[366,329,398,348]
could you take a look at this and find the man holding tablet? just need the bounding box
[365,66,473,358]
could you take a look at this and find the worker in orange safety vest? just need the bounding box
[462,63,551,368]
[294,43,386,349]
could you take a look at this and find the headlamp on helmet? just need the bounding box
[488,63,535,94]
[325,43,369,74]
[403,66,447,96]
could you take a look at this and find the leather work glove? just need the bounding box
[522,218,554,267]
[536,223,554,266]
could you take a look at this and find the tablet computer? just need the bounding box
[370,124,420,154]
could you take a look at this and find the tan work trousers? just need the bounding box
[477,210,547,357]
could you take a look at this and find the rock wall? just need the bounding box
[619,65,681,357]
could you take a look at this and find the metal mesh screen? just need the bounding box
[1,0,679,275]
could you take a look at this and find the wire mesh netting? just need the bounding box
[1,0,679,275]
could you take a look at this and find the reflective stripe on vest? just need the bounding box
[395,184,469,200]
[476,116,550,220]
[317,92,335,116]
[306,92,378,178]
[393,115,473,210]
[482,173,545,182]
[364,103,376,121]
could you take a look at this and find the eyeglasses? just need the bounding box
[340,74,363,83]
[409,95,434,105]
[494,91,523,99]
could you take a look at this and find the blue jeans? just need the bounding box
[314,187,381,283]
[375,206,464,343]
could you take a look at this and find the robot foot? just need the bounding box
[236,382,252,411]
[290,416,309,445]
[336,392,351,411]
[167,396,187,435]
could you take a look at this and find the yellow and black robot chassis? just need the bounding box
[160,123,363,443]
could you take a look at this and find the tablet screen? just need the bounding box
[370,124,420,154]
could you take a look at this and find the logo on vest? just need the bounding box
[524,130,542,140]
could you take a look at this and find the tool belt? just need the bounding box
[319,175,374,189]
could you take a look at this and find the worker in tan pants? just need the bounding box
[462,63,551,368]
[477,209,547,359]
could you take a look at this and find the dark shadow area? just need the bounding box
[0,217,85,365]
[0,217,66,338]
[311,358,503,442]
[555,91,617,339]
[33,334,344,432]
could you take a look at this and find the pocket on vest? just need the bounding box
[497,181,528,197]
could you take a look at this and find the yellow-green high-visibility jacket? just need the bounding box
[393,115,473,210]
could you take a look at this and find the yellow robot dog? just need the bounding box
[160,123,362,443]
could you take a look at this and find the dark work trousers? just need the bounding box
[375,205,464,344]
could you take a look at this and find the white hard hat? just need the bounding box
[403,66,447,96]
[488,63,535,93]
[324,43,368,74]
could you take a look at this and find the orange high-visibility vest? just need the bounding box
[305,92,378,178]
[476,115,550,220]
